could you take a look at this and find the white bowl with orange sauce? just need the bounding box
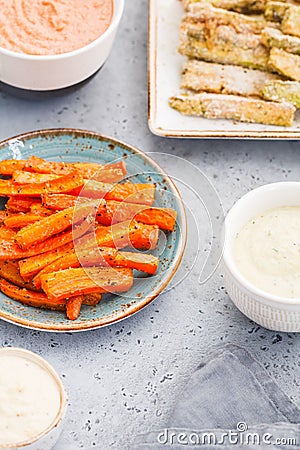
[0,0,124,91]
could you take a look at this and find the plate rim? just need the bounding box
[148,0,300,140]
[0,128,187,332]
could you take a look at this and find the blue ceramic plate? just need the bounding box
[0,129,186,332]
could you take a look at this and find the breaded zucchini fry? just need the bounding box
[262,80,300,106]
[186,3,268,34]
[281,7,300,37]
[169,93,295,126]
[265,2,300,37]
[264,2,290,21]
[179,23,270,70]
[269,47,300,81]
[262,27,300,54]
[183,0,271,13]
[182,60,281,96]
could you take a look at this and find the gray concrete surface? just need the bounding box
[0,2,300,449]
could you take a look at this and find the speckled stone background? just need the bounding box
[0,2,300,449]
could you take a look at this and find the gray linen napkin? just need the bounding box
[134,344,300,449]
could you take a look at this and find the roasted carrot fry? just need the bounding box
[42,194,84,210]
[0,239,28,261]
[0,225,16,239]
[6,197,41,213]
[41,267,134,300]
[0,260,40,291]
[95,200,176,231]
[33,247,158,288]
[25,156,126,182]
[19,242,74,281]
[0,278,65,310]
[0,159,27,175]
[15,201,98,249]
[4,213,46,229]
[66,295,84,320]
[78,180,155,205]
[13,171,58,184]
[0,221,89,261]
[24,156,71,175]
[114,251,159,274]
[73,161,127,179]
[42,194,176,230]
[29,204,52,216]
[0,171,84,197]
[13,167,125,184]
[92,220,159,250]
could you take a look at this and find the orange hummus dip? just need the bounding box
[0,0,114,55]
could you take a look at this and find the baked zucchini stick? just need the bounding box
[262,27,300,54]
[186,3,268,34]
[183,0,272,13]
[269,48,300,81]
[264,2,290,22]
[169,93,295,126]
[281,7,300,38]
[265,1,300,37]
[179,24,270,70]
[262,80,300,107]
[182,60,281,96]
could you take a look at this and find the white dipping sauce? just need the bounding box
[0,353,61,446]
[233,206,300,298]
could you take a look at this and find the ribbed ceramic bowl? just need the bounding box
[0,0,124,91]
[223,182,300,332]
[0,347,66,450]
[0,129,186,332]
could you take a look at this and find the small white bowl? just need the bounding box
[223,182,300,332]
[0,347,67,450]
[0,0,124,91]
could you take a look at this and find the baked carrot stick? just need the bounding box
[0,171,84,197]
[0,222,89,260]
[0,278,66,310]
[73,161,126,178]
[0,225,16,239]
[0,157,126,177]
[78,180,155,205]
[29,204,52,216]
[63,247,159,274]
[0,260,40,291]
[91,220,159,250]
[66,295,84,320]
[25,156,126,181]
[33,247,158,288]
[42,194,84,210]
[15,201,98,249]
[41,267,134,300]
[6,197,41,213]
[42,194,176,230]
[13,167,125,184]
[24,156,71,175]
[12,171,58,184]
[95,201,176,231]
[19,242,75,281]
[4,213,47,229]
[0,159,27,175]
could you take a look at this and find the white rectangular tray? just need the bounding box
[148,0,300,138]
